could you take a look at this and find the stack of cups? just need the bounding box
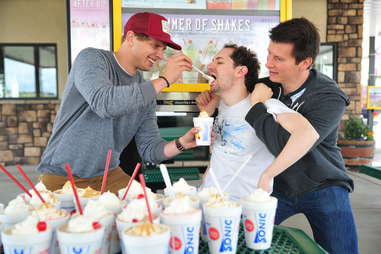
[240,189,278,250]
[203,199,242,254]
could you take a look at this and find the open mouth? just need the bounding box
[148,58,155,64]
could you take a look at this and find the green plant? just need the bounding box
[343,115,374,141]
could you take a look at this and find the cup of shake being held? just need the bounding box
[193,110,214,146]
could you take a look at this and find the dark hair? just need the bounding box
[223,44,260,93]
[269,17,320,66]
[122,32,150,43]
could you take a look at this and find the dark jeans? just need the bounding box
[273,186,359,254]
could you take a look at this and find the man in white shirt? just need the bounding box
[197,44,319,200]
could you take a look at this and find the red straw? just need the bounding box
[65,163,83,215]
[0,165,32,197]
[121,163,141,200]
[101,149,112,194]
[16,165,45,203]
[139,173,153,224]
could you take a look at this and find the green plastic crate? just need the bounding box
[199,224,327,254]
[144,167,200,183]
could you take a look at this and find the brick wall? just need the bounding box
[0,103,59,165]
[327,0,364,118]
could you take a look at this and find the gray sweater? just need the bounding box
[37,48,167,178]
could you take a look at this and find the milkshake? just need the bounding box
[240,189,277,250]
[193,110,214,146]
[164,178,197,197]
[121,222,170,254]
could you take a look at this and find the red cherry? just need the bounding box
[137,194,145,199]
[37,221,47,232]
[70,210,76,215]
[92,221,102,229]
[132,218,139,223]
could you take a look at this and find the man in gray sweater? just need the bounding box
[37,12,199,193]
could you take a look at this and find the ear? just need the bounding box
[236,66,248,78]
[124,31,135,46]
[299,57,313,71]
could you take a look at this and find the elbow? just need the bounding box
[311,128,320,142]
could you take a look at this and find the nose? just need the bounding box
[207,62,215,72]
[156,48,165,60]
[265,56,273,69]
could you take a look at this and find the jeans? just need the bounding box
[272,186,359,254]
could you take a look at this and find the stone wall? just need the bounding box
[0,103,59,165]
[327,0,364,117]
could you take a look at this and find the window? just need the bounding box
[0,44,58,99]
[313,42,338,82]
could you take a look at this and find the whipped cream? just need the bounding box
[10,216,43,235]
[98,191,122,213]
[83,200,112,220]
[118,197,159,223]
[34,181,48,191]
[119,180,156,200]
[4,197,30,216]
[29,190,58,208]
[168,178,196,195]
[164,196,196,214]
[244,188,271,202]
[31,203,68,220]
[125,221,168,237]
[78,186,100,198]
[198,111,209,117]
[205,197,239,208]
[67,215,99,233]
[198,187,229,203]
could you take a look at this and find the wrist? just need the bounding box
[159,75,171,88]
[175,138,186,152]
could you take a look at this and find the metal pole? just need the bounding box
[368,36,375,127]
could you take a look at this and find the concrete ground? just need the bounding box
[1,163,381,254]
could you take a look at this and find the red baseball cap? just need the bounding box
[124,12,181,50]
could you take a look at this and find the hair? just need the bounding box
[121,32,150,43]
[223,44,260,93]
[269,17,320,67]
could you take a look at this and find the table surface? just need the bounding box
[198,224,328,254]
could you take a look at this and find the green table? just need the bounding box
[199,224,327,254]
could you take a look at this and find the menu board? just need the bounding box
[122,12,279,83]
[122,0,280,10]
[68,0,111,64]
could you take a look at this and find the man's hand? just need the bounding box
[196,91,220,116]
[257,171,273,193]
[250,83,273,106]
[178,127,200,150]
[161,53,193,84]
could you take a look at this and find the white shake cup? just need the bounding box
[57,215,105,254]
[193,111,214,146]
[1,216,52,254]
[160,198,202,254]
[203,198,242,254]
[121,222,170,254]
[240,189,278,250]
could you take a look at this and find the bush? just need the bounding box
[343,115,374,141]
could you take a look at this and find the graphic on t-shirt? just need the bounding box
[214,118,253,155]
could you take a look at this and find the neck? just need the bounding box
[220,81,248,106]
[283,70,310,95]
[114,46,136,75]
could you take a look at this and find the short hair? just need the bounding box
[269,17,320,66]
[121,32,150,43]
[223,44,260,93]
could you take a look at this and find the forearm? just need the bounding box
[262,114,319,178]
[163,139,182,158]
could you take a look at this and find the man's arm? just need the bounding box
[256,112,320,191]
[246,84,347,156]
